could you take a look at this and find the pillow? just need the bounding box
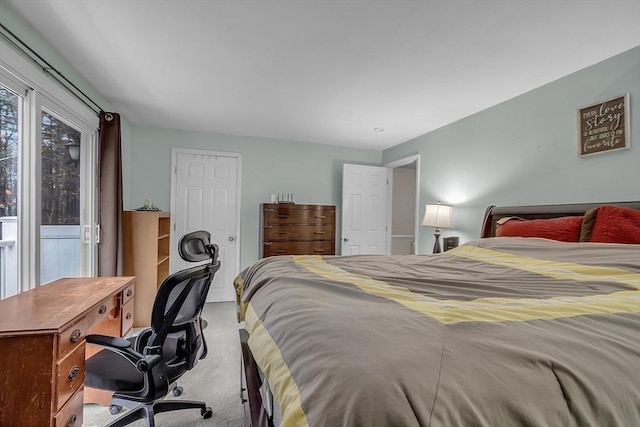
[583,205,640,244]
[496,216,583,242]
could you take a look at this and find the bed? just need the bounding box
[236,201,640,427]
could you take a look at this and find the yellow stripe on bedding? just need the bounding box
[293,255,640,324]
[451,245,640,290]
[245,304,309,427]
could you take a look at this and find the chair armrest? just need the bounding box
[87,334,163,374]
[86,334,131,349]
[137,354,163,372]
[86,334,146,367]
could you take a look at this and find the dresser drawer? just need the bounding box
[264,241,334,257]
[54,387,84,427]
[264,207,334,225]
[58,317,88,359]
[56,343,85,412]
[264,224,334,241]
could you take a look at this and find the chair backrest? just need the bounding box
[144,230,220,382]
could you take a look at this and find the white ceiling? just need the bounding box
[5,0,640,150]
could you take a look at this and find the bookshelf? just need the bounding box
[123,210,171,327]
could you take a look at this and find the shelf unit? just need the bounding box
[123,210,171,327]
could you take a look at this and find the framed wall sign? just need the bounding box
[578,94,630,156]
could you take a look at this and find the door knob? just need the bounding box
[228,236,235,242]
[343,237,349,242]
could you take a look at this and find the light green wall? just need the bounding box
[383,46,640,254]
[5,0,638,260]
[0,0,134,205]
[128,127,380,268]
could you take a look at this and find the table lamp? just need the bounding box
[421,203,453,254]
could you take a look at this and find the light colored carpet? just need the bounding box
[83,302,244,427]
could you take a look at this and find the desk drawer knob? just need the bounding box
[69,329,81,343]
[126,312,132,320]
[126,289,133,297]
[98,304,107,315]
[68,366,80,381]
[66,413,77,427]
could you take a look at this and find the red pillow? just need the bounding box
[496,216,583,242]
[589,205,640,244]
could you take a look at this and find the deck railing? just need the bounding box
[0,217,80,299]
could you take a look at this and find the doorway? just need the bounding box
[385,155,420,255]
[170,149,241,302]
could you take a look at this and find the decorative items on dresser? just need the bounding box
[0,277,135,427]
[123,210,171,327]
[260,203,336,257]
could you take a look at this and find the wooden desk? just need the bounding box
[0,277,135,427]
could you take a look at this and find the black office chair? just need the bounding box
[85,230,220,427]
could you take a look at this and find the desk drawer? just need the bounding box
[86,293,118,327]
[58,317,88,359]
[122,283,135,304]
[54,387,84,427]
[56,343,85,412]
[121,298,135,336]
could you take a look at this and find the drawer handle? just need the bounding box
[126,289,133,297]
[314,231,325,234]
[66,413,77,427]
[126,312,132,320]
[276,250,287,253]
[98,304,107,315]
[68,366,80,381]
[277,215,288,218]
[69,329,82,343]
[314,249,326,253]
[277,231,287,234]
[315,215,326,219]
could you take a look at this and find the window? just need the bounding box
[1,39,98,299]
[0,86,18,218]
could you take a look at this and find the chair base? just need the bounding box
[105,398,213,427]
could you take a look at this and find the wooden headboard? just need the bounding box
[481,201,640,238]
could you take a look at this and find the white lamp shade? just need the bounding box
[421,204,453,229]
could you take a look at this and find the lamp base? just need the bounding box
[432,231,442,254]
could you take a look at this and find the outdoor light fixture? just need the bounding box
[66,141,80,162]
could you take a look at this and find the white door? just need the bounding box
[172,150,240,302]
[341,164,389,255]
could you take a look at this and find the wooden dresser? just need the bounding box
[260,203,336,257]
[0,277,135,427]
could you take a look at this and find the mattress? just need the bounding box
[236,237,640,426]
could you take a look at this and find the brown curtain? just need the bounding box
[98,111,123,276]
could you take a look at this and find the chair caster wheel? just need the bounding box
[172,386,183,396]
[109,405,123,415]
[201,406,213,419]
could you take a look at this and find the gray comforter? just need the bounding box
[236,238,640,426]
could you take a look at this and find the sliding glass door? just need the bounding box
[0,82,21,298]
[0,69,98,299]
[40,108,96,284]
